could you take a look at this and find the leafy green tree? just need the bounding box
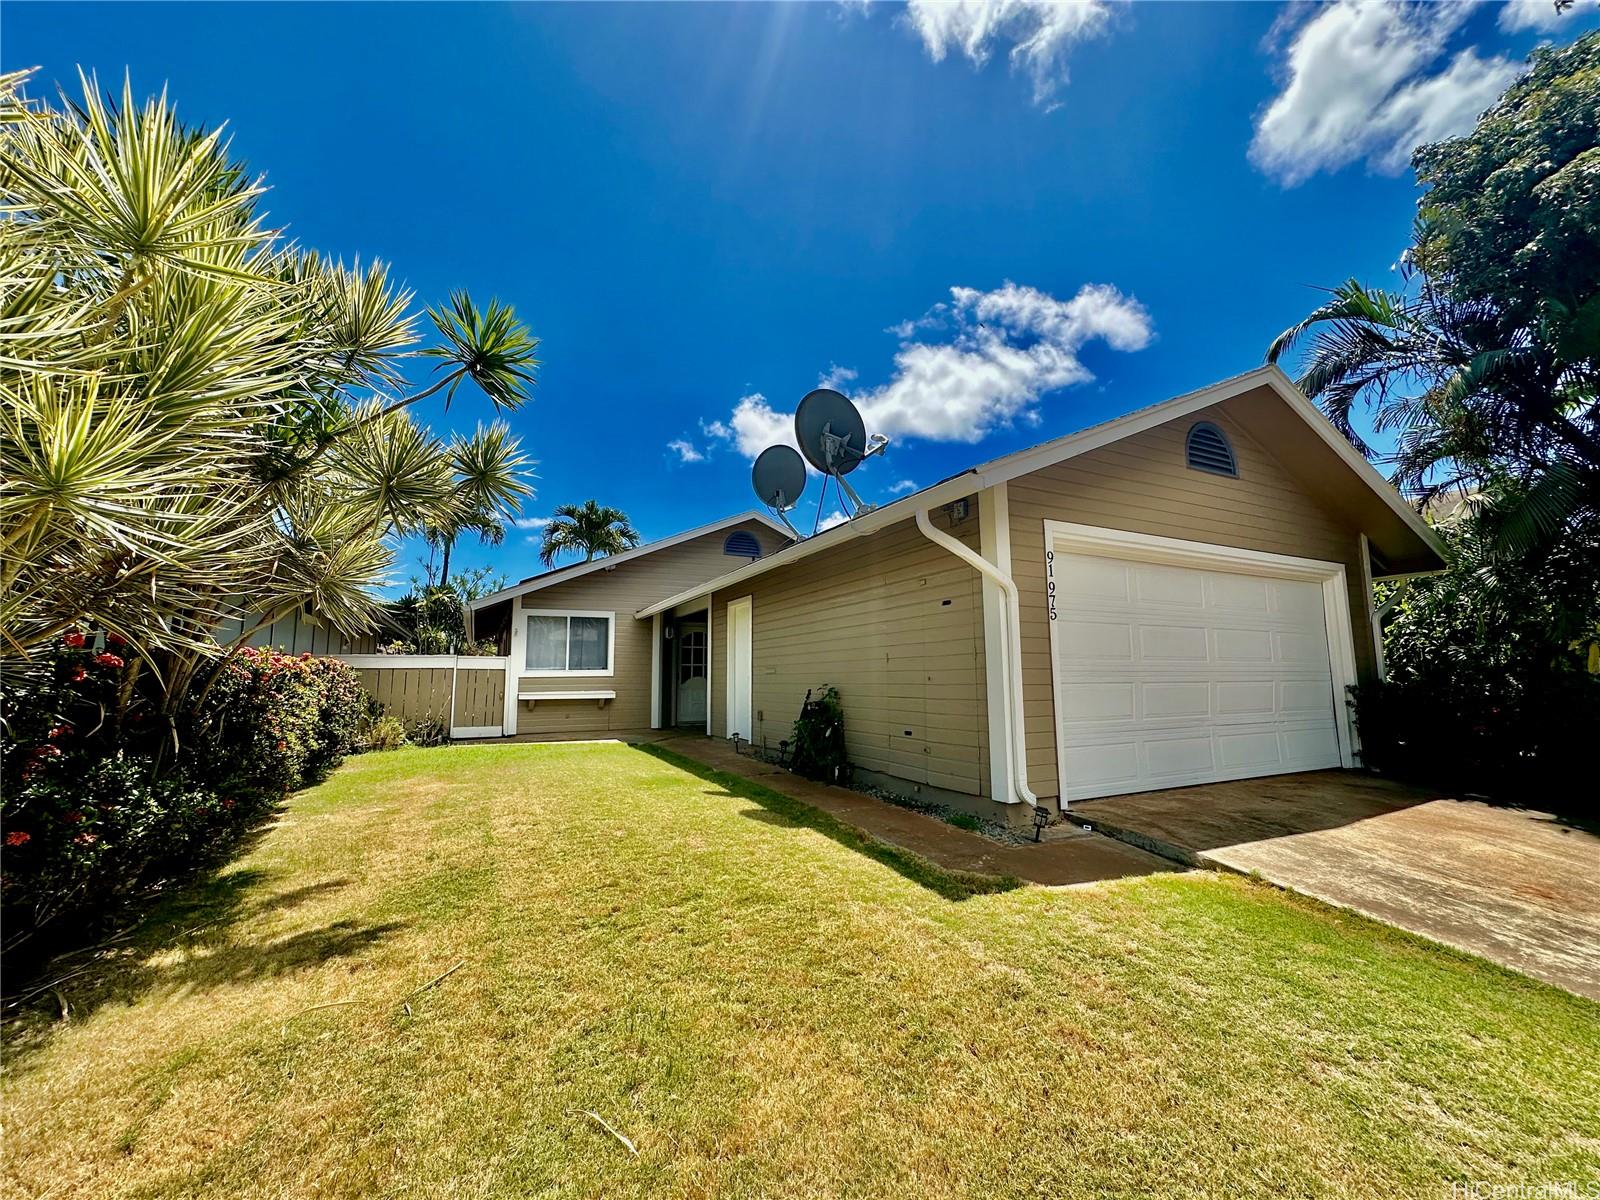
[0,70,540,730]
[1267,33,1599,550]
[1357,508,1598,807]
[537,501,641,567]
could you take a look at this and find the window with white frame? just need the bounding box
[523,610,614,674]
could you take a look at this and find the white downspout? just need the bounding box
[914,506,1038,808]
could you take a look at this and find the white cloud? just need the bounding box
[816,510,851,532]
[667,438,705,464]
[888,478,918,494]
[1498,0,1584,31]
[705,280,1152,458]
[513,515,551,530]
[818,364,858,390]
[1250,1,1521,186]
[903,0,1120,107]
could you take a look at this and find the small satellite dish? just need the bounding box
[752,445,806,511]
[795,389,868,475]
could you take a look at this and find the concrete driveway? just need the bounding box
[1075,771,1600,1000]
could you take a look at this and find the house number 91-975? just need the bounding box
[1046,549,1057,620]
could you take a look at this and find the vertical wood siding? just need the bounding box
[514,520,788,735]
[1006,401,1379,799]
[452,668,506,727]
[227,612,379,655]
[709,503,990,798]
[354,667,455,723]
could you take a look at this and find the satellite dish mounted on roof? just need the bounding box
[751,444,808,539]
[793,388,888,523]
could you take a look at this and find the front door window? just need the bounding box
[676,628,707,724]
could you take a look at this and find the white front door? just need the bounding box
[1051,546,1346,801]
[725,596,753,741]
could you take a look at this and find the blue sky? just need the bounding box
[7,1,1595,585]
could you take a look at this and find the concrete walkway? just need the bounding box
[653,735,1174,887]
[1077,772,1600,1001]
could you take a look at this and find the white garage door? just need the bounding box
[1051,549,1344,801]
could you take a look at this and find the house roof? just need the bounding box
[467,510,792,611]
[636,366,1448,619]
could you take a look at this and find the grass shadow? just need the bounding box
[633,744,1021,902]
[2,864,400,1067]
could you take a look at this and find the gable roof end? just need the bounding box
[636,366,1446,619]
[468,511,792,611]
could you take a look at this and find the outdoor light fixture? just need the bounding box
[1032,805,1051,842]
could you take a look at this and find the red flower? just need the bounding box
[106,632,126,647]
[71,665,87,682]
[48,723,73,740]
[73,831,98,847]
[299,652,311,661]
[4,831,30,847]
[93,652,125,669]
[63,630,86,648]
[64,810,84,824]
[36,745,62,760]
[221,797,236,810]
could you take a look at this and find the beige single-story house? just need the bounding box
[470,366,1446,824]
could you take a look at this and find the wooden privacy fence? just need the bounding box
[338,655,514,739]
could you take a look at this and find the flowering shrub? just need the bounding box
[2,635,370,956]
[187,648,366,798]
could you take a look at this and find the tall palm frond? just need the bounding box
[537,500,640,567]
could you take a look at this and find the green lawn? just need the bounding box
[4,744,1597,1198]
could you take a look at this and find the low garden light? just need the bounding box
[1032,804,1051,842]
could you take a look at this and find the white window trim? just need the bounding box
[1041,520,1362,805]
[522,608,617,678]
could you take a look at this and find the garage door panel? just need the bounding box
[1059,557,1131,603]
[1207,573,1271,612]
[1134,564,1206,608]
[1142,681,1210,719]
[1062,740,1140,789]
[1056,620,1133,663]
[1059,682,1136,722]
[1139,625,1209,661]
[1054,548,1344,801]
[1146,735,1217,778]
[1214,627,1274,663]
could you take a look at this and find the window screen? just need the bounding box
[525,613,611,672]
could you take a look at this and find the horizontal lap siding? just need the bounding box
[711,505,990,798]
[1008,401,1377,799]
[516,520,788,735]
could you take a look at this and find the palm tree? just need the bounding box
[0,69,541,727]
[428,422,537,581]
[538,501,641,567]
[1266,263,1599,553]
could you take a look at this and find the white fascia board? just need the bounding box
[469,510,791,612]
[633,474,982,619]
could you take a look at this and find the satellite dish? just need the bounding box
[795,389,867,475]
[752,445,806,511]
[792,388,888,522]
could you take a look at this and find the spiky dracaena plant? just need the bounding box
[0,70,538,734]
